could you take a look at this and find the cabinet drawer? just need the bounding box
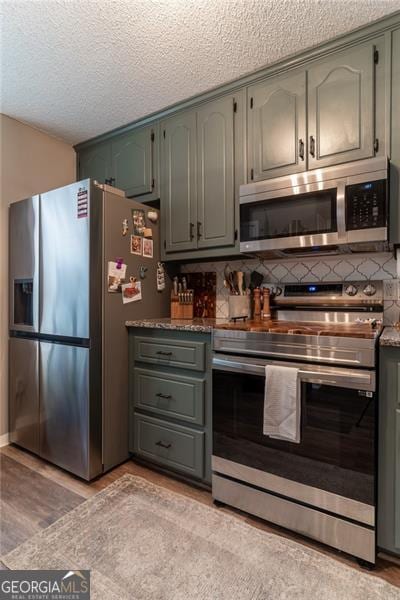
[134,336,205,371]
[133,414,204,478]
[134,368,204,425]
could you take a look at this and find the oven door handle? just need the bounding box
[212,356,375,391]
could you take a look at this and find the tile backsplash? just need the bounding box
[181,253,400,325]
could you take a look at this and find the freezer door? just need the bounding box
[39,341,101,479]
[9,337,40,453]
[9,195,39,332]
[40,181,90,339]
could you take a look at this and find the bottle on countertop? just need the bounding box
[262,287,271,320]
[253,288,262,322]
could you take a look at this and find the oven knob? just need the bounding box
[345,284,358,296]
[275,286,282,297]
[363,283,377,296]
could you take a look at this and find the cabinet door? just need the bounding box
[247,71,306,181]
[308,44,375,168]
[161,111,197,252]
[197,95,235,248]
[112,126,154,197]
[78,141,112,184]
[390,28,400,244]
[378,348,400,555]
[396,408,400,549]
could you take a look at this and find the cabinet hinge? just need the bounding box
[163,130,166,139]
[234,229,238,241]
[250,168,254,181]
[374,49,379,64]
[151,132,155,142]
[250,97,254,109]
[374,138,379,153]
[233,101,237,113]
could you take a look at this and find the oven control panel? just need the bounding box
[345,179,387,230]
[270,281,383,306]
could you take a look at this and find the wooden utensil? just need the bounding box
[237,272,244,295]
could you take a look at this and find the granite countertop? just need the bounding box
[125,318,223,333]
[380,327,400,347]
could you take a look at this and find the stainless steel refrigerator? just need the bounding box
[9,180,169,480]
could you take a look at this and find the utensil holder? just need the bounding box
[228,295,250,320]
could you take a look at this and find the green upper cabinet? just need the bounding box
[390,28,400,244]
[111,125,156,197]
[307,43,375,168]
[79,141,112,184]
[247,70,306,181]
[77,124,160,202]
[196,95,235,248]
[161,111,197,253]
[161,94,238,255]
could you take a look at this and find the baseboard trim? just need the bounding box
[378,551,400,565]
[0,433,10,447]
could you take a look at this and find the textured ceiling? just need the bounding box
[1,0,400,145]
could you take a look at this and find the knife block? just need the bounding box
[170,292,194,320]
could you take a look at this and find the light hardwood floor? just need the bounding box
[1,444,399,588]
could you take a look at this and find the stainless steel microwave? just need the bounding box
[239,157,389,257]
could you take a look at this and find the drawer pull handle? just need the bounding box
[155,440,172,449]
[156,351,172,357]
[156,393,172,400]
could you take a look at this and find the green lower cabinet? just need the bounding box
[134,367,205,425]
[396,408,400,550]
[129,328,212,484]
[378,346,400,556]
[133,336,205,371]
[134,414,204,479]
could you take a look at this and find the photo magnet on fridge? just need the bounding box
[130,235,142,256]
[122,280,142,304]
[131,209,145,236]
[107,261,127,292]
[142,238,153,258]
[157,262,166,291]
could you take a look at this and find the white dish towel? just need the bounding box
[263,365,301,443]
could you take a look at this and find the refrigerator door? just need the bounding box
[39,341,101,479]
[9,195,39,333]
[9,337,39,453]
[39,181,90,339]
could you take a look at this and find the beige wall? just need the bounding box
[0,114,75,439]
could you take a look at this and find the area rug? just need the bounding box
[1,474,398,599]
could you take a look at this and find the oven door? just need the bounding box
[212,354,376,526]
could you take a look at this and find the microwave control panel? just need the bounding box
[345,179,387,230]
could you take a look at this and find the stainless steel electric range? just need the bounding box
[211,281,383,566]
